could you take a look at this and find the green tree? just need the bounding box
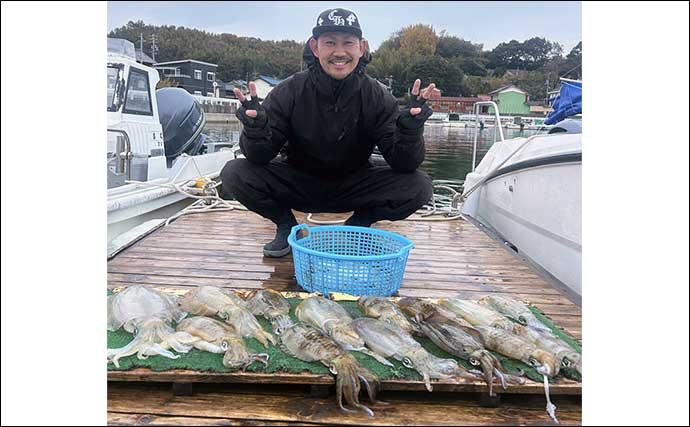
[451,56,489,77]
[406,56,463,97]
[561,41,582,79]
[488,40,525,70]
[399,24,438,60]
[108,22,303,81]
[522,37,563,70]
[488,37,563,72]
[367,47,408,96]
[437,33,483,59]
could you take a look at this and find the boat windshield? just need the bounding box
[108,64,125,112]
[107,66,119,110]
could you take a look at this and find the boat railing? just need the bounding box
[108,129,133,185]
[471,101,505,171]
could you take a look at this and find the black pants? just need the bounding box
[220,158,433,227]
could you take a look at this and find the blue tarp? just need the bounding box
[545,80,582,125]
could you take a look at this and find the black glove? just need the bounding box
[236,96,268,129]
[397,96,433,131]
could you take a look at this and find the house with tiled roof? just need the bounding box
[251,75,282,99]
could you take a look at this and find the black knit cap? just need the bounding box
[312,8,362,39]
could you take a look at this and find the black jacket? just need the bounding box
[239,51,426,179]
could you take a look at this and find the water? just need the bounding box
[420,124,543,181]
[204,121,242,145]
[203,122,542,182]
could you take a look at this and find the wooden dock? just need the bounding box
[107,209,582,425]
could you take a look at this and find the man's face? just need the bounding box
[309,33,366,80]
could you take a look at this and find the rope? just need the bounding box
[305,179,467,224]
[407,180,466,221]
[124,157,247,227]
[306,213,346,225]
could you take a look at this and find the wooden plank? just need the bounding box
[108,259,540,279]
[151,229,499,249]
[118,245,524,264]
[108,369,331,385]
[108,383,582,426]
[163,221,489,235]
[119,249,529,267]
[108,412,322,426]
[131,242,520,262]
[106,273,565,295]
[114,252,535,272]
[126,240,517,257]
[107,368,580,395]
[110,254,538,274]
[107,263,546,283]
[151,230,505,247]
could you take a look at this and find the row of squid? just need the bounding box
[107,286,580,422]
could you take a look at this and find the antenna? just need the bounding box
[151,34,158,62]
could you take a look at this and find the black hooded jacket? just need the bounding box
[238,42,426,179]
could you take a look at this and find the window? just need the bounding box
[194,69,202,80]
[107,65,121,111]
[123,68,153,115]
[207,71,215,82]
[194,91,203,95]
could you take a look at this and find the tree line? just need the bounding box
[109,21,581,102]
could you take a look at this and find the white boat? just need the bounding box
[505,116,554,131]
[441,113,466,128]
[107,39,239,256]
[460,84,582,298]
[427,112,449,123]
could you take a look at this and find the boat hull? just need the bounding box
[107,150,236,251]
[462,134,581,296]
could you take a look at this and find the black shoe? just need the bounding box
[263,224,303,258]
[344,214,374,228]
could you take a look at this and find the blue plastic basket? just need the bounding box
[287,224,414,297]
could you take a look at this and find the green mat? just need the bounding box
[108,298,581,382]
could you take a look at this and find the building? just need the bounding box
[154,59,218,97]
[528,101,552,116]
[428,95,491,114]
[487,85,531,116]
[427,96,463,113]
[217,80,248,98]
[251,75,282,100]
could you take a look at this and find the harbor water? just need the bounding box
[204,122,543,182]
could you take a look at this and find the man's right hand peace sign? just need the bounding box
[397,78,439,130]
[234,82,268,128]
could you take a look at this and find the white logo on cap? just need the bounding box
[328,9,345,26]
[346,14,356,26]
[318,17,323,26]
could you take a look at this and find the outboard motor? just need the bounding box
[156,87,207,166]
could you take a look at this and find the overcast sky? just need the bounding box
[108,1,582,53]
